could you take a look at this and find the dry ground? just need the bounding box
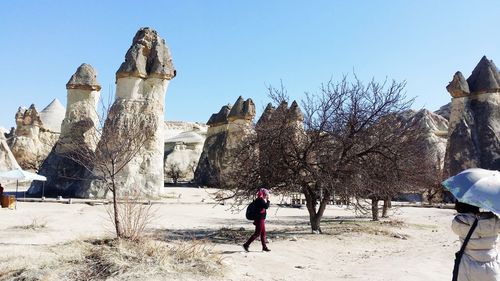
[0,187,459,281]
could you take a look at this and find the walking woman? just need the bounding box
[243,188,271,252]
[451,202,500,281]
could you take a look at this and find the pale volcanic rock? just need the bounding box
[0,131,20,172]
[28,64,101,197]
[446,72,470,98]
[444,56,500,177]
[86,28,176,198]
[8,104,60,170]
[66,63,102,91]
[39,99,65,133]
[195,97,255,187]
[434,103,451,120]
[116,27,176,80]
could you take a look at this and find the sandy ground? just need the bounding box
[0,187,460,281]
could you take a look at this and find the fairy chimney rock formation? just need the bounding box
[39,99,66,133]
[116,27,176,80]
[289,100,304,122]
[257,103,275,126]
[60,63,101,147]
[9,102,61,170]
[28,64,101,197]
[227,96,256,121]
[444,56,500,177]
[195,97,256,187]
[446,72,470,98]
[207,105,231,127]
[86,27,176,198]
[466,56,500,94]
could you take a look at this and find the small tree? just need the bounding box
[165,162,183,184]
[67,98,156,239]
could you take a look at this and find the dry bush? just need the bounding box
[13,217,47,231]
[105,194,156,241]
[0,237,224,281]
[169,239,224,276]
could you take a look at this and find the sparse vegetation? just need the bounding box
[0,237,224,281]
[13,217,47,230]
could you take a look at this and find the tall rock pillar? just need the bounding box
[87,27,176,198]
[28,64,101,197]
[444,56,500,177]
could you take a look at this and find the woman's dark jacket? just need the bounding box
[254,197,270,220]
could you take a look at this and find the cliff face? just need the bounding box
[445,56,500,177]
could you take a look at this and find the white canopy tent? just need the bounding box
[0,168,47,209]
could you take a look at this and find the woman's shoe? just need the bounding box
[243,244,249,252]
[262,248,271,252]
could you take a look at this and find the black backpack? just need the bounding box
[245,200,258,220]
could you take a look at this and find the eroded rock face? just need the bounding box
[28,64,101,197]
[434,103,451,120]
[164,121,207,182]
[8,103,61,170]
[86,27,175,198]
[116,27,176,80]
[446,72,470,98]
[0,129,20,172]
[195,96,256,187]
[445,56,500,177]
[401,109,449,165]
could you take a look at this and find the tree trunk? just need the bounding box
[112,183,122,238]
[382,198,390,218]
[304,188,330,233]
[371,198,379,221]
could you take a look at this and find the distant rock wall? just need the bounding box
[444,56,500,177]
[164,121,207,182]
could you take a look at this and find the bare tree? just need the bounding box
[223,75,416,231]
[165,162,183,184]
[67,98,157,239]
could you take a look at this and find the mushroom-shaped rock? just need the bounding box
[66,63,101,91]
[446,71,470,98]
[116,27,176,80]
[466,56,500,94]
[228,96,256,121]
[207,105,231,126]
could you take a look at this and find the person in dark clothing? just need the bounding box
[0,183,3,197]
[243,188,271,252]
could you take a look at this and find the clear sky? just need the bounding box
[1,1,499,129]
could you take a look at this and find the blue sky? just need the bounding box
[1,1,499,129]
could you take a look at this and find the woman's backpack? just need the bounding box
[246,200,258,220]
